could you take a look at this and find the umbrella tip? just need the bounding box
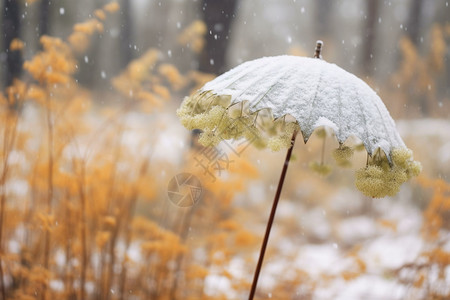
[314,40,323,59]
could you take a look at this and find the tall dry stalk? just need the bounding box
[76,160,88,300]
[169,206,198,299]
[0,119,17,300]
[41,92,54,300]
[0,85,22,300]
[104,211,121,300]
[63,189,76,299]
[100,122,125,300]
[118,160,149,300]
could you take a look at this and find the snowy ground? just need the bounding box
[7,105,450,299]
[198,118,450,299]
[147,111,450,299]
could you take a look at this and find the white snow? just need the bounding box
[363,234,423,270]
[204,274,234,297]
[325,275,406,300]
[300,207,332,240]
[295,244,342,278]
[200,55,405,157]
[337,216,377,244]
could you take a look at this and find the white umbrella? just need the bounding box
[198,54,404,156]
[178,42,420,197]
[177,41,421,299]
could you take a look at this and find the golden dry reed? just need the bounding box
[0,3,449,299]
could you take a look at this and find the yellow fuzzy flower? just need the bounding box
[355,148,421,198]
[333,145,354,167]
[309,161,333,177]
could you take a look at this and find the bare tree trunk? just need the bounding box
[76,0,98,89]
[119,0,133,69]
[361,0,379,76]
[314,0,333,39]
[433,1,450,109]
[406,0,424,45]
[2,0,22,88]
[198,0,238,74]
[39,0,51,36]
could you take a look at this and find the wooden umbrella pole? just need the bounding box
[249,41,322,299]
[248,131,297,300]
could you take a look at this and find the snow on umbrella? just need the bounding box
[177,41,421,299]
[178,42,420,197]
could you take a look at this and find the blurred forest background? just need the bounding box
[2,0,450,118]
[0,0,450,299]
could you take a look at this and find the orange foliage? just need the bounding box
[418,177,450,240]
[2,3,448,300]
[94,9,106,21]
[386,24,449,117]
[377,219,398,232]
[158,63,186,90]
[9,38,24,51]
[103,2,120,13]
[394,177,450,299]
[177,20,207,54]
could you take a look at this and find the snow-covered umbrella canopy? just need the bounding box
[178,52,421,198]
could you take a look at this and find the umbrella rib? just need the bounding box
[337,84,343,142]
[305,66,324,136]
[354,88,373,155]
[203,66,255,98]
[220,59,274,96]
[209,62,255,87]
[234,67,281,106]
[370,94,396,149]
[250,63,294,110]
[277,62,306,118]
[252,87,273,107]
[251,80,280,109]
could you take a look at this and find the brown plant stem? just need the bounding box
[77,161,88,300]
[119,160,148,300]
[42,94,54,300]
[118,194,137,300]
[248,131,297,300]
[169,206,197,300]
[0,174,8,300]
[0,259,4,300]
[101,123,125,300]
[63,190,75,299]
[0,109,20,300]
[104,213,121,300]
[0,126,11,300]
